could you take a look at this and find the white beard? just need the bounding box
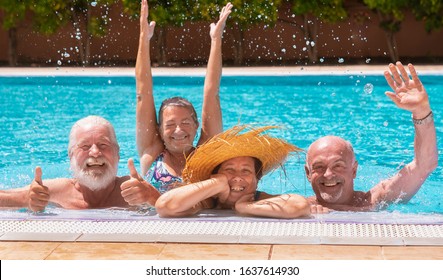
[320,187,343,204]
[71,157,117,191]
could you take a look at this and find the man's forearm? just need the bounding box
[0,189,27,208]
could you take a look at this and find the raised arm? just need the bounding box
[370,62,438,204]
[155,174,230,217]
[136,0,164,175]
[198,3,233,145]
[235,193,311,219]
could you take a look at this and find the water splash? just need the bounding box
[364,83,374,94]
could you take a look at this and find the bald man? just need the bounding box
[305,62,437,211]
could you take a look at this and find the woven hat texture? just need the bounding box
[182,125,301,183]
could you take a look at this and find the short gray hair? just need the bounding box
[68,116,119,156]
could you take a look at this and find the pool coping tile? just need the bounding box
[0,232,81,242]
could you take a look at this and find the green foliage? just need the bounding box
[30,0,69,34]
[363,0,411,34]
[120,0,140,18]
[121,0,194,26]
[88,16,107,37]
[290,0,347,22]
[121,0,281,28]
[363,0,409,21]
[0,0,29,29]
[229,0,281,28]
[26,0,116,36]
[411,0,443,32]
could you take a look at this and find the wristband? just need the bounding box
[412,111,433,125]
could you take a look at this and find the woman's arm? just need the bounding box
[136,0,164,175]
[198,3,233,145]
[235,193,311,219]
[155,174,229,217]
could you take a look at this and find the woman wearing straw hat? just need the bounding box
[134,0,233,195]
[155,126,311,218]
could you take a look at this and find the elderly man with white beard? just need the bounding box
[0,116,160,211]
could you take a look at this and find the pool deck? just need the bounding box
[1,241,442,260]
[1,65,443,260]
[0,64,442,77]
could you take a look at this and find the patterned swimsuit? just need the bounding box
[145,153,182,194]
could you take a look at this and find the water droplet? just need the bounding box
[57,60,62,66]
[383,121,388,127]
[365,58,371,64]
[281,48,286,53]
[364,83,374,94]
[108,80,112,84]
[91,2,97,7]
[338,58,344,63]
[320,58,324,63]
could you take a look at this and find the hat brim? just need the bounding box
[182,125,301,183]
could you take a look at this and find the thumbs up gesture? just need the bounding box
[28,166,50,212]
[120,158,160,206]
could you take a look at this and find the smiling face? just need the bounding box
[216,156,259,206]
[159,106,198,154]
[69,123,119,191]
[305,136,358,205]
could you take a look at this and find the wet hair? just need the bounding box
[158,96,199,126]
[212,157,264,180]
[67,115,119,156]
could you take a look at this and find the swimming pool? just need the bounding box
[0,72,442,214]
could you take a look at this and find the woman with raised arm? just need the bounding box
[135,0,232,194]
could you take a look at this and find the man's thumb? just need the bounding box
[127,158,141,179]
[34,166,43,185]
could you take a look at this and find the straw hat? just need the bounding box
[182,125,302,183]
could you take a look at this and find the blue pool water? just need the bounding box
[0,73,442,213]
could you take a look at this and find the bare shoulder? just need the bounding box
[367,179,393,203]
[115,175,130,187]
[352,190,373,207]
[43,178,75,193]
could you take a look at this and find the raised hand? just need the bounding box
[28,166,49,212]
[384,62,431,118]
[140,0,155,40]
[120,158,160,206]
[210,2,233,40]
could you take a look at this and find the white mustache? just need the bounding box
[84,157,106,167]
[71,156,117,191]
